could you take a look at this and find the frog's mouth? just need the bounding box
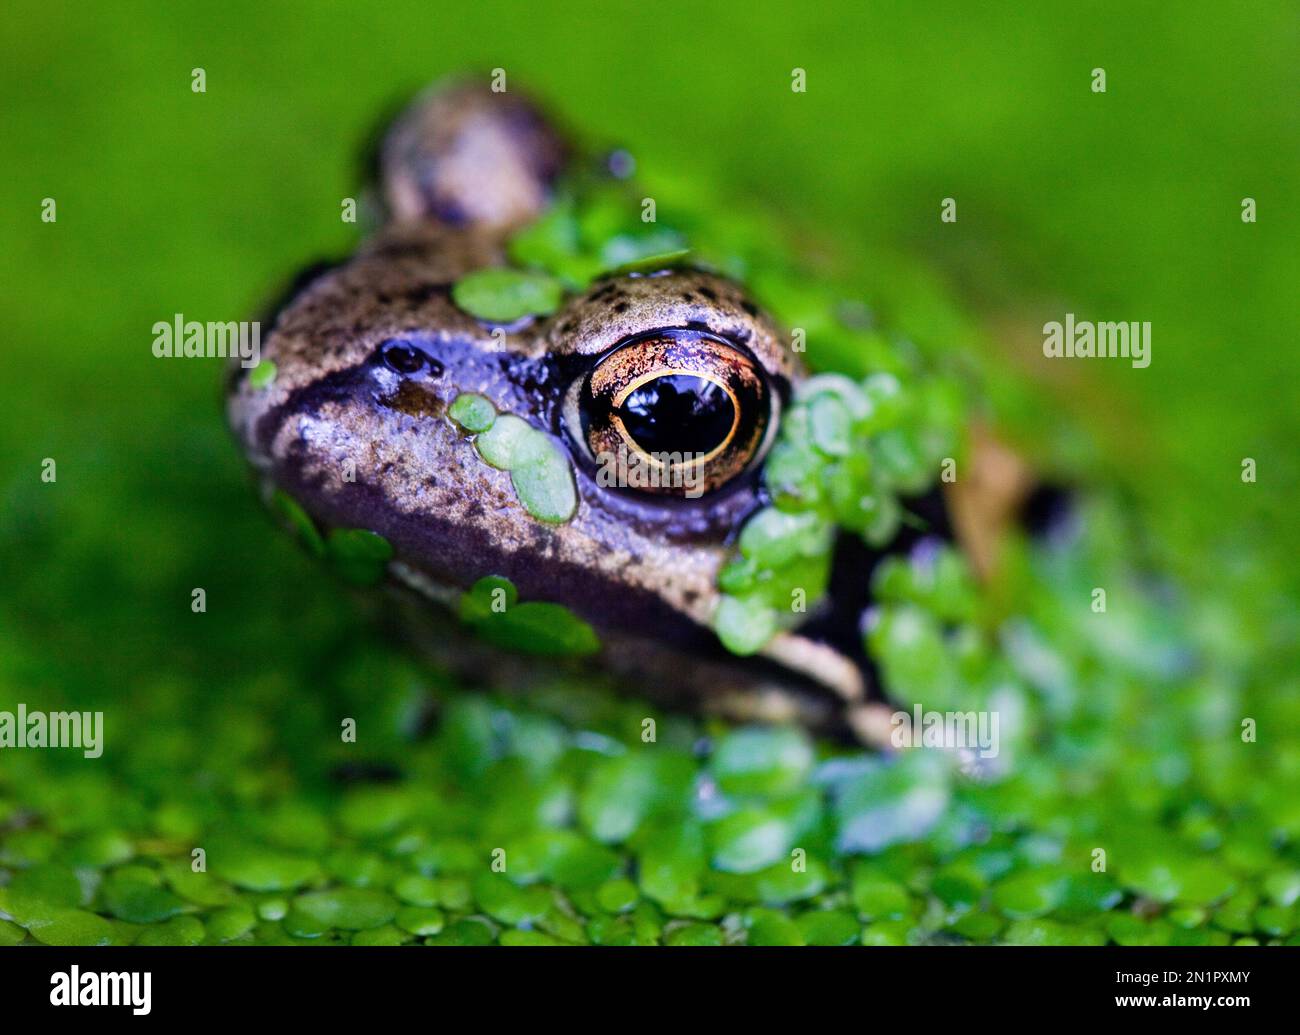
[380,479,1070,747]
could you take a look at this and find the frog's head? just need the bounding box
[228,82,998,736]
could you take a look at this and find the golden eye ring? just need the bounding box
[608,367,741,468]
[570,329,776,498]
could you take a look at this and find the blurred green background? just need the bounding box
[0,1,1296,946]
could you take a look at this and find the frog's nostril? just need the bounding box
[381,339,427,375]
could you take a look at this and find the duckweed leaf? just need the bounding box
[992,868,1069,919]
[796,909,859,946]
[395,906,445,936]
[447,392,497,433]
[474,413,532,470]
[859,920,912,946]
[134,916,205,946]
[579,753,694,844]
[212,845,322,892]
[248,360,277,389]
[809,393,852,456]
[710,726,814,797]
[744,907,805,946]
[508,201,581,270]
[289,888,397,931]
[163,863,236,907]
[0,920,28,946]
[835,754,951,854]
[460,574,521,622]
[1264,871,1300,907]
[738,508,830,568]
[270,490,326,557]
[393,874,441,907]
[1004,918,1105,947]
[850,869,913,921]
[471,873,551,926]
[747,857,830,904]
[664,921,722,946]
[101,871,186,924]
[605,247,692,276]
[24,908,117,947]
[509,430,577,523]
[597,226,688,271]
[325,528,394,585]
[8,864,83,909]
[595,879,640,914]
[714,594,777,655]
[206,904,256,942]
[452,267,564,323]
[467,600,600,657]
[499,929,569,946]
[352,924,410,946]
[426,917,497,946]
[709,807,799,874]
[337,786,415,838]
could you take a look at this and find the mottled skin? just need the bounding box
[228,82,1006,741]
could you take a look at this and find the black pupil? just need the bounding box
[382,341,424,374]
[618,374,735,457]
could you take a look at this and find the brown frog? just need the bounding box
[227,82,1033,745]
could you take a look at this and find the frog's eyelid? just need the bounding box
[543,267,798,383]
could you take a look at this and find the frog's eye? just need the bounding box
[570,329,775,497]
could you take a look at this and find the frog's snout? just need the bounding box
[380,81,568,234]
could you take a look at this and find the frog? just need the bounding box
[227,80,1037,746]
